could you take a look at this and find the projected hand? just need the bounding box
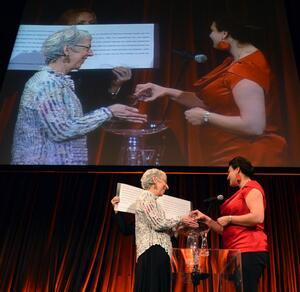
[111,67,132,88]
[184,107,206,125]
[134,82,166,101]
[108,104,147,123]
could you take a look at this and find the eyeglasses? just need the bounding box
[74,44,92,51]
[157,177,169,190]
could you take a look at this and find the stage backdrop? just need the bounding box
[0,170,299,291]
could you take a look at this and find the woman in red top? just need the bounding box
[192,156,269,292]
[134,15,287,166]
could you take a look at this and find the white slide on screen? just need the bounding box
[8,23,157,70]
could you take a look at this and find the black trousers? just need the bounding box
[134,245,171,292]
[241,252,269,292]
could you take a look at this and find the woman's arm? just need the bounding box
[134,83,206,108]
[140,194,197,231]
[140,196,180,231]
[184,79,266,136]
[217,188,265,227]
[37,88,113,142]
[38,89,146,142]
[190,210,223,234]
[111,195,135,236]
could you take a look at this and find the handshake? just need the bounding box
[180,210,211,229]
[111,196,211,229]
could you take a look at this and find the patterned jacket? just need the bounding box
[12,68,112,165]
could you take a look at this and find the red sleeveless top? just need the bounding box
[192,50,287,166]
[220,180,268,252]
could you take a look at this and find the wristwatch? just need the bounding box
[108,87,121,96]
[203,111,210,123]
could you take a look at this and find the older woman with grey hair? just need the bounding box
[134,168,198,292]
[11,26,146,165]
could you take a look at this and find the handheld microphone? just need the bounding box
[203,195,224,203]
[173,49,208,63]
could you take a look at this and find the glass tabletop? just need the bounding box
[102,120,168,136]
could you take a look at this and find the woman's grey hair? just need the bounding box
[140,168,166,190]
[42,26,92,64]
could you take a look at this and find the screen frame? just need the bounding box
[1,0,300,173]
[1,164,300,175]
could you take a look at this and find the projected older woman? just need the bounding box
[11,26,146,165]
[134,168,198,292]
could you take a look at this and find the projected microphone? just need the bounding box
[173,49,208,63]
[203,195,224,203]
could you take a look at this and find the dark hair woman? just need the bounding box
[191,156,269,292]
[134,14,287,166]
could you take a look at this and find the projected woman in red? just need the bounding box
[134,15,287,166]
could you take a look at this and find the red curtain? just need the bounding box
[0,170,299,291]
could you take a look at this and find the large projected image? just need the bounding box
[0,0,299,167]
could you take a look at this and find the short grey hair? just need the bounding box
[140,168,166,190]
[42,26,92,64]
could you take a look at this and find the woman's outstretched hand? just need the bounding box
[190,210,211,223]
[180,215,199,228]
[134,83,166,102]
[108,104,147,123]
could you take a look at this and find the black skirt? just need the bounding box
[134,245,171,292]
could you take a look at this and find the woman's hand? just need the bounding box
[191,210,224,234]
[110,67,132,91]
[180,215,199,228]
[190,210,211,223]
[134,83,167,101]
[111,196,120,213]
[108,104,147,123]
[111,195,120,206]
